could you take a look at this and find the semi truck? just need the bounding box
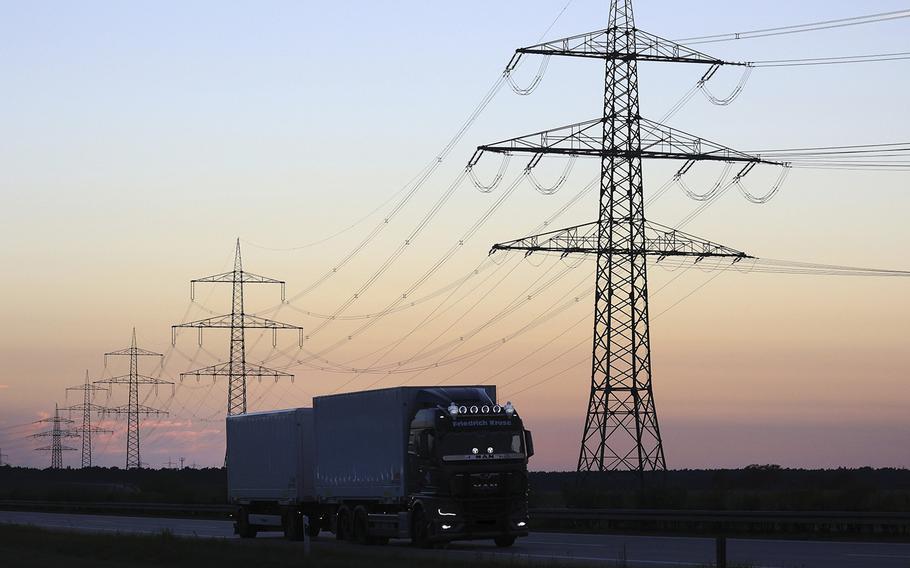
[226,385,533,547]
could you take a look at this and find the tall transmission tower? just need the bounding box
[471,0,782,475]
[96,329,173,469]
[32,404,79,469]
[0,448,9,466]
[172,239,303,416]
[62,370,113,468]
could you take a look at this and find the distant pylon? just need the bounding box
[95,329,173,469]
[172,239,303,416]
[0,448,9,466]
[62,370,113,468]
[33,404,79,469]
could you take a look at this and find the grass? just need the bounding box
[0,523,765,568]
[0,524,576,568]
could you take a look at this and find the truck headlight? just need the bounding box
[517,521,527,528]
[441,524,452,530]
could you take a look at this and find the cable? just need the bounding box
[507,54,552,95]
[527,157,576,195]
[752,51,910,67]
[677,9,910,45]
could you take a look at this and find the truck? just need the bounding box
[226,385,533,547]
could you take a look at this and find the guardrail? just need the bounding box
[0,500,231,517]
[2,500,908,530]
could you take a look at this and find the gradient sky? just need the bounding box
[1,0,908,470]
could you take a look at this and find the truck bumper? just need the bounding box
[430,518,528,543]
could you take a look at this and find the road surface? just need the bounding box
[2,510,910,567]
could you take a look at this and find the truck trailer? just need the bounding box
[226,385,533,547]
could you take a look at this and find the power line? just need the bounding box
[677,8,910,45]
[752,51,910,67]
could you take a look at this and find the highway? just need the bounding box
[2,510,910,567]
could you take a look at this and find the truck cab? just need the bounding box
[407,400,532,547]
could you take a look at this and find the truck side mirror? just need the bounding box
[524,429,534,458]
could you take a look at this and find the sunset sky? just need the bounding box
[2,0,908,470]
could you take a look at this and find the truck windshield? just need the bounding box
[439,431,523,459]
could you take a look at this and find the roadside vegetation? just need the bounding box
[2,464,909,512]
[0,523,637,568]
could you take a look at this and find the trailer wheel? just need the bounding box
[283,510,302,541]
[237,507,257,539]
[336,506,352,541]
[353,507,369,545]
[494,535,516,547]
[306,514,321,538]
[411,508,432,548]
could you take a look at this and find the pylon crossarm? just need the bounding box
[32,431,79,438]
[491,220,751,260]
[60,403,111,414]
[173,314,302,330]
[104,346,163,358]
[192,270,284,285]
[35,445,77,451]
[105,404,169,416]
[181,361,293,379]
[475,118,782,166]
[510,27,746,67]
[95,374,173,386]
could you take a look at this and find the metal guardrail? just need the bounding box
[531,507,910,525]
[0,500,232,516]
[2,500,908,529]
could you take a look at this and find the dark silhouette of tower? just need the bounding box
[33,404,79,469]
[173,239,303,416]
[471,0,781,475]
[62,370,113,468]
[96,329,172,469]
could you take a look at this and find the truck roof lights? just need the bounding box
[504,401,515,415]
[448,403,459,416]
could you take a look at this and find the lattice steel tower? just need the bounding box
[62,370,113,468]
[471,0,780,474]
[96,329,173,469]
[173,239,303,416]
[32,404,79,469]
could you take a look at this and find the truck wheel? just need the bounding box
[411,508,432,549]
[283,511,302,541]
[237,508,257,539]
[494,535,516,548]
[336,507,352,541]
[353,508,369,545]
[306,515,321,538]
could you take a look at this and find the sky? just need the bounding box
[1,0,908,470]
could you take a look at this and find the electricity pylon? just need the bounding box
[33,404,79,469]
[62,370,113,468]
[96,329,173,469]
[0,448,9,466]
[472,0,782,475]
[172,239,303,416]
